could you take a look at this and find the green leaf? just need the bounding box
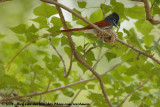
[129,92,141,101]
[89,9,103,23]
[53,83,61,87]
[78,1,87,8]
[100,4,111,14]
[28,24,38,33]
[125,84,135,93]
[151,41,160,56]
[87,84,95,89]
[125,5,145,19]
[105,52,117,61]
[145,97,152,105]
[37,50,49,56]
[72,8,81,21]
[25,32,38,42]
[96,40,104,48]
[0,34,5,39]
[43,55,61,70]
[49,55,61,70]
[19,50,37,65]
[21,67,29,74]
[77,62,87,72]
[50,17,62,31]
[36,39,49,47]
[135,19,153,35]
[33,3,57,18]
[121,50,137,63]
[10,24,26,34]
[64,46,71,57]
[155,0,160,4]
[110,0,126,19]
[87,92,108,107]
[51,37,60,46]
[152,4,160,15]
[62,90,74,97]
[111,42,128,57]
[86,51,96,61]
[143,35,154,46]
[124,28,143,49]
[51,55,61,65]
[76,16,88,26]
[31,16,48,28]
[61,36,69,46]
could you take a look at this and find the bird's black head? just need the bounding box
[105,12,119,28]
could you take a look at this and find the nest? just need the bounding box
[94,29,117,44]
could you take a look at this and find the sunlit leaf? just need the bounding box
[135,19,153,35]
[33,3,57,18]
[10,24,26,34]
[125,5,145,19]
[78,1,87,8]
[31,16,48,28]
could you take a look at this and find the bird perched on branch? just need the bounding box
[55,12,119,33]
[55,12,119,43]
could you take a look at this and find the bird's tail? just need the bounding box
[54,27,87,33]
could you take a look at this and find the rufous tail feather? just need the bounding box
[54,27,87,33]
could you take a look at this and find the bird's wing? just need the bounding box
[84,20,110,29]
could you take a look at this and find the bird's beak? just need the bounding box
[114,23,119,28]
[113,21,119,28]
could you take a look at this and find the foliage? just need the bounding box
[0,0,160,106]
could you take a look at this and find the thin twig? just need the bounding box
[116,38,160,64]
[136,52,141,60]
[68,89,82,107]
[46,80,52,91]
[117,78,150,107]
[82,46,98,59]
[49,36,67,77]
[150,0,155,12]
[101,5,105,19]
[0,62,123,103]
[64,52,73,78]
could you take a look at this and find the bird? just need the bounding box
[53,12,119,43]
[54,12,119,33]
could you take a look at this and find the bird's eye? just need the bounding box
[113,19,116,22]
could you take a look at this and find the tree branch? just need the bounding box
[117,78,150,107]
[116,38,160,64]
[0,62,122,103]
[132,0,160,24]
[49,36,67,77]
